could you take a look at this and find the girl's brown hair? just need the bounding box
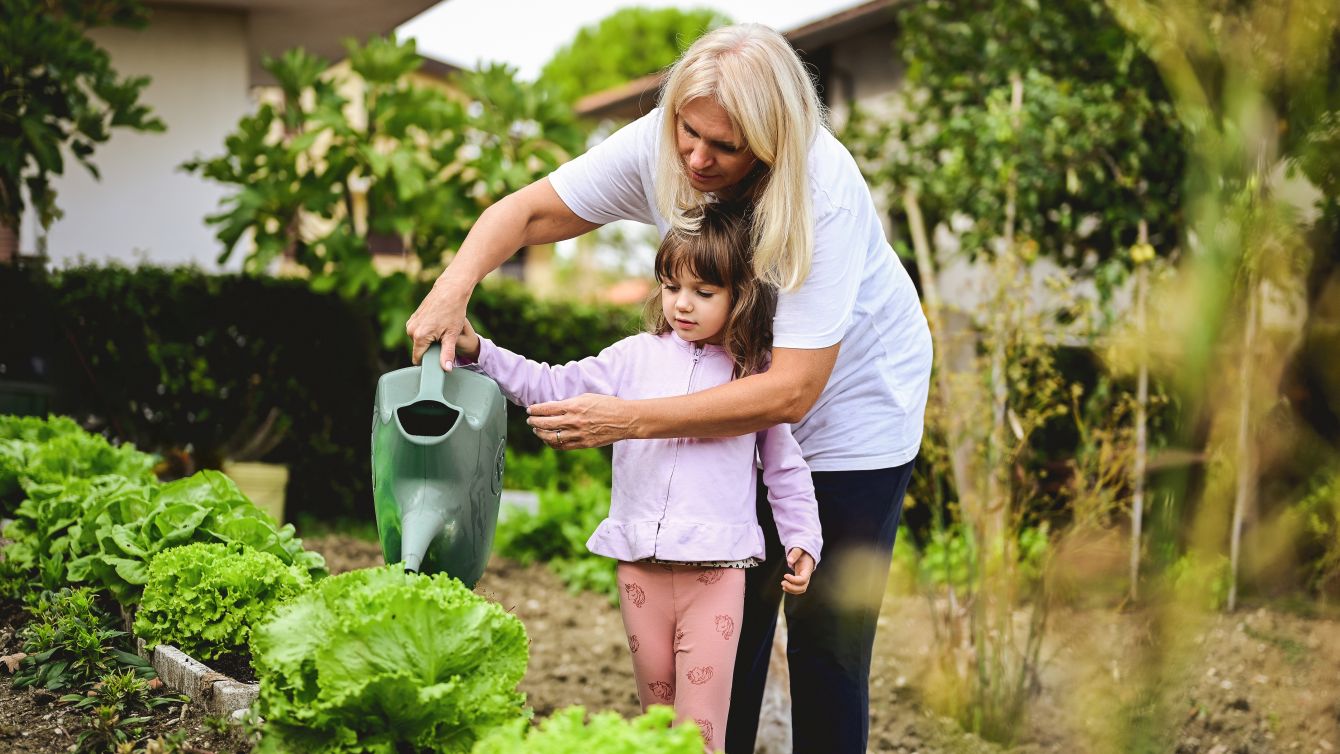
[644,202,777,378]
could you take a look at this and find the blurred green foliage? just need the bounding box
[538,7,731,104]
[841,0,1185,305]
[184,36,585,348]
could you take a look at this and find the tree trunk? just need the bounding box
[904,188,975,513]
[904,186,969,625]
[0,218,18,264]
[1228,278,1259,612]
[1130,221,1150,601]
[986,72,1026,547]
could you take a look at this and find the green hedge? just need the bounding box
[0,262,637,520]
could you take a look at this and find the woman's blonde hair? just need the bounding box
[654,23,824,292]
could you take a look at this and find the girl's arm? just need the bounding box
[406,178,601,369]
[524,343,839,444]
[464,335,627,409]
[756,423,824,568]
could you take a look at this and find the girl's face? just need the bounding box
[676,98,759,197]
[660,266,732,345]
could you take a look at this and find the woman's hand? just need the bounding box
[782,548,815,595]
[404,180,601,368]
[405,278,471,368]
[526,394,638,449]
[456,319,481,361]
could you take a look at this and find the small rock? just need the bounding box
[1319,741,1333,752]
[0,652,25,672]
[1220,679,1234,690]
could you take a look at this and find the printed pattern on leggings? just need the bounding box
[616,561,744,753]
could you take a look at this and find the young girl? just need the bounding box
[454,203,821,752]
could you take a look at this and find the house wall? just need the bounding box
[21,7,252,270]
[815,23,905,132]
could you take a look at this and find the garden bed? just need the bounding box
[3,534,1337,753]
[314,535,1340,754]
[0,603,247,754]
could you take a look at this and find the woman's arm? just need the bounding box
[525,343,840,447]
[406,178,600,367]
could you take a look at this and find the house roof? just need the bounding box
[573,0,902,121]
[150,0,441,86]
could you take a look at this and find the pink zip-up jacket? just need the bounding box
[462,331,823,565]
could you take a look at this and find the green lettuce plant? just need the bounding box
[133,542,311,662]
[472,706,704,754]
[1,417,325,604]
[252,566,529,754]
[0,414,156,509]
[65,470,326,605]
[3,473,155,593]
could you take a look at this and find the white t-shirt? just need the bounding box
[549,108,932,471]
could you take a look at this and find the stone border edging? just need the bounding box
[136,638,259,715]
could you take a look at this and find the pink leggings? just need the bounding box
[617,561,745,753]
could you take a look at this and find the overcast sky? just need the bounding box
[398,0,869,80]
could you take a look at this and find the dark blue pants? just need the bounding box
[726,461,914,754]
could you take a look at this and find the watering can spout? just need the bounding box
[400,506,447,573]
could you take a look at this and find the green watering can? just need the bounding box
[372,344,507,586]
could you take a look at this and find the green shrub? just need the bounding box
[473,706,704,754]
[0,265,637,520]
[1296,467,1340,596]
[134,542,311,662]
[470,279,639,456]
[503,446,612,491]
[252,566,528,754]
[915,524,1050,592]
[493,480,616,600]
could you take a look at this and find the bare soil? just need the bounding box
[3,534,1337,754]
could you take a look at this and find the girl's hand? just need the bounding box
[526,393,637,449]
[456,319,481,361]
[782,548,815,595]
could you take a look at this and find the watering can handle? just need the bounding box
[415,343,447,402]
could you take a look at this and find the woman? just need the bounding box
[406,23,932,754]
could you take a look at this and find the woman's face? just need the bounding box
[676,98,759,196]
